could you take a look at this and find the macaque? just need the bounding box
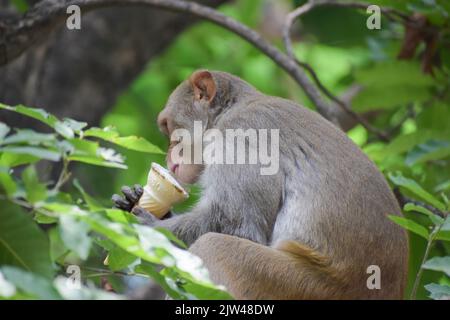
[112,70,408,299]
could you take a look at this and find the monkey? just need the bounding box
[112,70,408,300]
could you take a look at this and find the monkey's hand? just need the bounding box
[111,185,172,225]
[112,184,143,212]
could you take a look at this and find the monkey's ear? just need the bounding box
[189,70,217,103]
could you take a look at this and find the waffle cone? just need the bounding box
[137,163,188,218]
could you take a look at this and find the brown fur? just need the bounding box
[143,70,409,299]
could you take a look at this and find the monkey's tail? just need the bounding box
[189,233,353,299]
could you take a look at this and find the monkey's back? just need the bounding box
[223,95,408,298]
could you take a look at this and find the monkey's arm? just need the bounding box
[112,184,219,244]
[113,164,281,246]
[145,201,218,246]
[154,164,282,246]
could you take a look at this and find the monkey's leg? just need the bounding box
[189,233,351,300]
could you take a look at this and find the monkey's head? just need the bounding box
[157,70,227,185]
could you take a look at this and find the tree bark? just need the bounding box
[0,0,228,128]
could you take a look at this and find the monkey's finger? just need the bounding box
[112,194,132,211]
[121,186,139,204]
[133,184,144,198]
[131,206,156,226]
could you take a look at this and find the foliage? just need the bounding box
[0,104,231,300]
[2,0,450,300]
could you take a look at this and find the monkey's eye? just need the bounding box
[169,137,181,147]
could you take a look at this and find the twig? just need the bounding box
[61,264,150,278]
[0,0,336,123]
[394,189,448,218]
[410,226,440,299]
[52,157,71,192]
[385,104,415,137]
[0,194,59,218]
[295,58,389,141]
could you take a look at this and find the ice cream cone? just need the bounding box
[137,162,188,218]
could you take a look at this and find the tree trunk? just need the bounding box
[0,0,228,128]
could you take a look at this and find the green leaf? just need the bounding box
[403,203,444,226]
[59,215,92,260]
[0,270,17,298]
[424,283,450,300]
[69,138,99,155]
[0,203,53,278]
[0,152,40,167]
[97,147,125,164]
[442,216,450,231]
[10,0,29,13]
[435,180,450,193]
[436,231,450,241]
[1,267,61,300]
[0,104,58,129]
[417,102,450,136]
[389,172,446,211]
[21,165,47,204]
[84,126,118,140]
[68,139,126,168]
[0,146,61,162]
[423,256,450,277]
[352,61,435,111]
[436,217,450,241]
[0,167,17,197]
[377,131,434,158]
[154,227,188,249]
[177,278,233,300]
[40,202,226,299]
[68,155,127,169]
[134,225,213,284]
[388,215,429,239]
[0,104,74,139]
[1,129,56,146]
[112,136,165,154]
[48,228,69,264]
[405,140,450,166]
[73,179,104,211]
[61,118,87,134]
[107,246,138,271]
[53,277,124,300]
[94,238,115,251]
[135,263,183,300]
[105,209,138,224]
[353,85,431,112]
[34,212,59,224]
[0,122,10,142]
[84,127,164,154]
[354,61,435,88]
[54,121,74,139]
[161,267,232,300]
[403,203,435,217]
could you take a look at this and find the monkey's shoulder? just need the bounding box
[218,94,340,135]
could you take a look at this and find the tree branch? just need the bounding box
[0,0,336,123]
[394,188,448,219]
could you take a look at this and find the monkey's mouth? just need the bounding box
[170,163,179,175]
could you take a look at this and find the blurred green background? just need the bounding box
[73,0,450,299]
